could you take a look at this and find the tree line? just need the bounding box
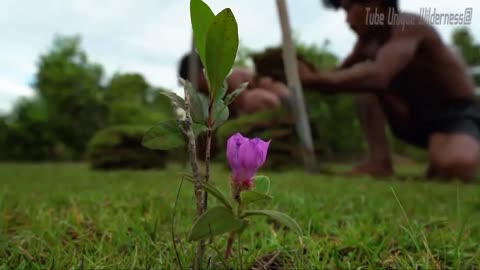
[0,28,478,162]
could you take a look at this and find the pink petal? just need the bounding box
[226,133,248,180]
[253,138,270,165]
[237,139,262,180]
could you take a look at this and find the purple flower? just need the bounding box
[226,133,270,188]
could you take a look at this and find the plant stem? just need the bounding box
[225,183,240,262]
[183,84,205,269]
[183,87,204,218]
[224,231,235,260]
[203,108,213,212]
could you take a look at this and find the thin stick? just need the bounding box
[224,231,235,260]
[183,85,204,217]
[183,81,205,269]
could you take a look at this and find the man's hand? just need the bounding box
[297,66,337,94]
[298,61,316,81]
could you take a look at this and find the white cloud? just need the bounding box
[0,78,33,96]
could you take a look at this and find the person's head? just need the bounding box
[178,53,208,90]
[323,0,398,38]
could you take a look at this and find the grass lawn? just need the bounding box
[0,163,479,269]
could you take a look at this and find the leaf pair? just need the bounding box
[142,79,244,150]
[190,0,239,101]
[142,120,207,150]
[182,176,234,210]
[187,175,302,241]
[188,206,303,241]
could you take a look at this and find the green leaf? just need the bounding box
[200,181,234,210]
[215,80,228,105]
[190,0,215,66]
[242,210,303,236]
[205,8,239,100]
[212,99,229,130]
[253,175,270,194]
[192,123,208,136]
[240,191,272,205]
[224,82,248,106]
[182,178,233,210]
[190,90,208,124]
[188,206,244,241]
[142,120,184,150]
[158,89,185,108]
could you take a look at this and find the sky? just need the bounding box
[1,0,479,113]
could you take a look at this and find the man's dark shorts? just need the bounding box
[391,99,480,149]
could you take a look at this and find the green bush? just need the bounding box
[87,125,168,170]
[0,98,75,161]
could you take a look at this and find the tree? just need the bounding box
[452,28,480,85]
[1,35,178,161]
[103,73,173,125]
[452,28,480,66]
[33,35,107,158]
[104,73,149,105]
[2,98,68,161]
[0,115,8,160]
[296,39,338,71]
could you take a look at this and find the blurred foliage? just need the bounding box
[105,73,149,105]
[104,73,173,126]
[2,29,479,163]
[297,41,364,155]
[234,43,254,68]
[296,39,338,71]
[0,98,71,161]
[452,27,480,85]
[0,115,8,160]
[34,35,107,158]
[453,28,480,66]
[0,35,174,161]
[87,125,167,170]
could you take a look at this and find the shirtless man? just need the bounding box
[178,53,289,117]
[299,0,479,181]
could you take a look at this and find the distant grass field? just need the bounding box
[0,163,479,269]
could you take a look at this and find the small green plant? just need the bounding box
[187,132,303,261]
[142,0,302,267]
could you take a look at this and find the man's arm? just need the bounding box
[337,42,364,70]
[301,34,421,93]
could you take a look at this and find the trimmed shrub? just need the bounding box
[87,125,167,170]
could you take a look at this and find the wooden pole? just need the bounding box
[275,0,319,173]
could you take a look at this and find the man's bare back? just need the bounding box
[384,14,475,101]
